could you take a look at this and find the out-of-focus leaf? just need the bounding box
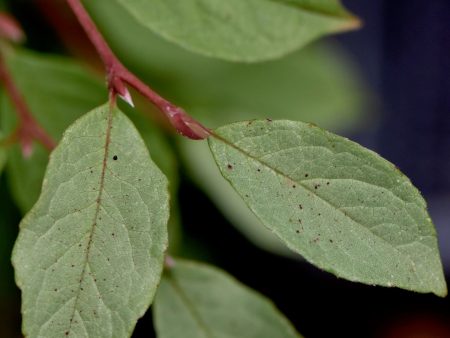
[13,105,169,337]
[209,120,447,296]
[113,0,359,62]
[180,139,293,257]
[154,259,302,338]
[85,0,369,132]
[0,48,107,212]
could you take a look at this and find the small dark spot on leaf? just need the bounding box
[292,185,296,188]
[296,230,301,234]
[65,332,69,336]
[299,204,303,209]
[227,164,233,170]
[257,168,261,172]
[329,239,333,243]
[326,182,330,185]
[54,289,58,292]
[112,233,115,237]
[113,155,118,161]
[304,174,309,178]
[298,219,302,224]
[266,118,272,122]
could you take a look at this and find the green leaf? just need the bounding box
[154,259,302,338]
[86,0,369,131]
[180,139,293,257]
[12,105,169,337]
[209,120,447,296]
[113,0,360,62]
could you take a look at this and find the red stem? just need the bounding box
[66,0,210,140]
[0,55,56,155]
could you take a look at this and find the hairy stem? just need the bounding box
[66,0,210,140]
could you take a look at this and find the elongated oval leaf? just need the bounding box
[209,120,447,296]
[154,259,302,338]
[12,105,169,337]
[113,0,360,62]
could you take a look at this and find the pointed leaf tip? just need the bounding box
[209,120,447,296]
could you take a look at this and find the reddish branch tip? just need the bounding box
[67,0,210,140]
[0,12,25,43]
[162,104,211,140]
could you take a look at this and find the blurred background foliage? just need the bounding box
[0,0,449,337]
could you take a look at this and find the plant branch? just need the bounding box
[0,54,56,156]
[66,0,211,140]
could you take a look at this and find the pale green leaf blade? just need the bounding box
[12,105,169,337]
[209,120,447,296]
[113,0,360,62]
[154,259,302,338]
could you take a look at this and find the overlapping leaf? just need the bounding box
[13,105,169,337]
[114,0,360,61]
[209,120,447,296]
[154,259,302,338]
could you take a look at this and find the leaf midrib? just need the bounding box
[212,133,421,280]
[66,108,114,335]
